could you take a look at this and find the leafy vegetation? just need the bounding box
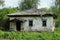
[0,28,59,40]
[0,0,4,6]
[0,7,18,20]
[19,0,40,11]
[54,0,60,27]
[0,7,18,30]
[40,0,60,27]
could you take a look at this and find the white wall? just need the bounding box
[10,17,55,32]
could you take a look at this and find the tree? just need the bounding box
[38,0,60,27]
[0,7,18,20]
[0,0,4,6]
[19,0,40,11]
[40,8,48,12]
[47,0,60,27]
[55,0,60,27]
[0,7,18,30]
[55,0,60,13]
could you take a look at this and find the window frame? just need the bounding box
[29,20,33,27]
[42,19,47,27]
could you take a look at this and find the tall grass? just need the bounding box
[0,28,60,40]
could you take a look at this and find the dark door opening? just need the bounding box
[16,22,21,31]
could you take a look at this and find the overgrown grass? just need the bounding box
[0,28,60,40]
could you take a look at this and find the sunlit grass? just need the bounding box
[0,28,60,40]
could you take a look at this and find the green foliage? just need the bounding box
[54,0,60,27]
[44,0,60,27]
[40,8,48,12]
[55,0,60,13]
[0,28,60,40]
[0,7,18,20]
[0,7,18,30]
[41,0,60,27]
[19,0,40,11]
[40,6,60,27]
[0,0,4,6]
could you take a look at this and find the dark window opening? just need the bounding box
[29,20,33,26]
[42,19,47,27]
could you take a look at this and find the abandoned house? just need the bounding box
[7,8,56,32]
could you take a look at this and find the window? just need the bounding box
[42,19,47,27]
[29,20,33,26]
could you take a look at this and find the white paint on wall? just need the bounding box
[10,17,55,32]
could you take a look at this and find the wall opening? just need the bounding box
[42,19,47,27]
[16,22,21,31]
[29,20,33,27]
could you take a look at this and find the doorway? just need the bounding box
[16,22,21,31]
